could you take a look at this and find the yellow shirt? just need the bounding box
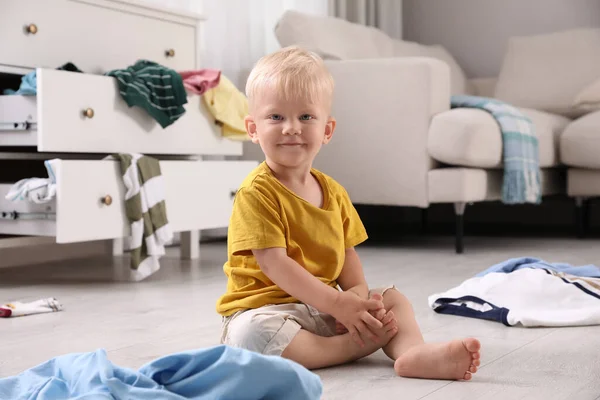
[216,162,368,316]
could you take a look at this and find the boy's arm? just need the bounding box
[252,247,342,315]
[252,247,384,345]
[337,247,369,300]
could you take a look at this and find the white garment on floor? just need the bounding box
[5,159,59,204]
[428,268,600,327]
[0,297,63,318]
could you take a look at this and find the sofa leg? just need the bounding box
[454,202,466,254]
[576,197,591,238]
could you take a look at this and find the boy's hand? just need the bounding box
[369,293,398,333]
[332,291,385,347]
[335,293,397,337]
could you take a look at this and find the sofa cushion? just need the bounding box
[494,28,600,118]
[572,76,600,114]
[566,169,600,197]
[275,10,467,95]
[428,107,571,169]
[274,10,395,60]
[428,168,565,203]
[560,110,600,168]
[392,41,467,95]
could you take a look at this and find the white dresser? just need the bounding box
[0,0,257,262]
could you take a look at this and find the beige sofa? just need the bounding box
[264,11,600,252]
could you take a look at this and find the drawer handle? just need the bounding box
[83,108,95,119]
[230,190,237,199]
[25,24,38,35]
[165,49,176,58]
[101,195,113,206]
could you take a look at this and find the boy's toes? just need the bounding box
[472,359,481,367]
[463,372,472,381]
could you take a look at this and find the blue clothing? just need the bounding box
[0,345,322,400]
[451,95,541,204]
[3,71,37,95]
[3,63,83,95]
[476,257,600,278]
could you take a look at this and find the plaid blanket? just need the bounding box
[450,95,541,204]
[115,153,173,281]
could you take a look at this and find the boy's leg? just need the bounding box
[377,289,481,380]
[222,303,396,370]
[281,325,397,370]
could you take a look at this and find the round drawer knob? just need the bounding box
[101,195,113,206]
[83,108,95,118]
[26,24,38,34]
[165,49,175,57]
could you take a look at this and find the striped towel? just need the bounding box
[450,95,541,204]
[106,60,187,128]
[115,153,173,281]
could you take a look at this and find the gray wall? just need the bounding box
[403,0,600,78]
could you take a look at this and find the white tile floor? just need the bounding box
[1,236,600,399]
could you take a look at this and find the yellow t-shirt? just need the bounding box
[216,162,368,316]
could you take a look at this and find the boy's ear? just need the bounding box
[245,115,259,144]
[323,116,336,144]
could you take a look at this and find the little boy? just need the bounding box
[216,46,481,380]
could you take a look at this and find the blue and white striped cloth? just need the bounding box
[450,95,541,204]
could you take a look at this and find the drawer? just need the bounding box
[0,159,258,243]
[0,0,199,73]
[0,69,242,156]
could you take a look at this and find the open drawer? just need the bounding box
[0,159,257,243]
[0,68,242,156]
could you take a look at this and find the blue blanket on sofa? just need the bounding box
[0,345,322,400]
[451,95,541,204]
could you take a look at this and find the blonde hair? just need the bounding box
[245,46,334,109]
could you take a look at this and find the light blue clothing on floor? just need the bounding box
[476,257,600,278]
[0,345,322,400]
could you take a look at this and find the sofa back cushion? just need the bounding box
[494,28,600,118]
[392,41,467,95]
[275,10,467,95]
[275,10,395,60]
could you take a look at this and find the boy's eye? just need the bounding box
[269,115,283,121]
[300,114,313,121]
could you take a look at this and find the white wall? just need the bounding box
[403,0,600,78]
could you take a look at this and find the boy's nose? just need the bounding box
[282,123,301,135]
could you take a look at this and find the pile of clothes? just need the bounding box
[429,257,600,327]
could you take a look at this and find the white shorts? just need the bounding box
[220,285,396,356]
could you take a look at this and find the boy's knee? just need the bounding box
[225,312,299,356]
[382,288,411,309]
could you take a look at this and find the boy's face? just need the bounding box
[245,88,335,170]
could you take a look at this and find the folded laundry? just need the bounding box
[106,60,187,128]
[179,68,220,95]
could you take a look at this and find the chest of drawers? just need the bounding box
[0,0,257,263]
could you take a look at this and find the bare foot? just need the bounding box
[394,338,481,380]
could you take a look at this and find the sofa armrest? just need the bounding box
[316,57,450,207]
